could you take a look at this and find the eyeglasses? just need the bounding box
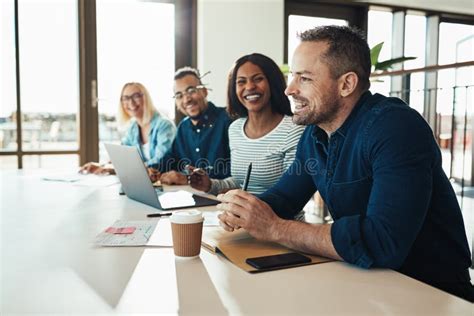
[173,85,205,100]
[121,92,143,103]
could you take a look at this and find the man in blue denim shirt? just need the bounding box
[149,67,231,184]
[217,26,473,301]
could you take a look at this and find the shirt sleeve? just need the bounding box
[149,123,183,171]
[208,177,240,195]
[331,107,435,269]
[259,135,317,219]
[120,123,135,146]
[144,118,177,167]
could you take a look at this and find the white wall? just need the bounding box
[197,0,284,107]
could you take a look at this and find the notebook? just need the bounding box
[104,143,219,210]
[202,226,332,273]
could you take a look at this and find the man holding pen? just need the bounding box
[216,25,473,301]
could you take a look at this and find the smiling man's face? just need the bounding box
[174,75,208,122]
[285,41,342,127]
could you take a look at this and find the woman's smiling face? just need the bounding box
[121,84,145,119]
[235,62,271,114]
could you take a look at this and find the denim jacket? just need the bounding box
[121,112,176,167]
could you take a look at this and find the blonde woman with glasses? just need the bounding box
[80,82,176,175]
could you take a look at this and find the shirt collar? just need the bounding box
[193,101,219,128]
[150,112,159,124]
[311,125,329,146]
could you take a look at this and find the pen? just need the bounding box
[184,165,213,175]
[242,162,252,191]
[147,212,173,218]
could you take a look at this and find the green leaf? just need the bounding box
[375,56,417,71]
[370,42,384,67]
[280,64,290,75]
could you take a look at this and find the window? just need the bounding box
[96,0,175,162]
[437,22,473,181]
[0,0,17,153]
[404,14,426,114]
[1,0,181,169]
[1,0,80,169]
[18,0,79,153]
[367,9,393,95]
[287,15,347,67]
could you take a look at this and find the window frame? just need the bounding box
[284,0,369,64]
[2,0,196,168]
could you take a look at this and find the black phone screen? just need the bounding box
[245,252,311,269]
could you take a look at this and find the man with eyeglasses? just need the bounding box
[148,67,231,184]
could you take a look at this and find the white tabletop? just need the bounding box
[1,170,472,315]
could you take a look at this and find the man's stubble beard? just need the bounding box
[293,91,341,127]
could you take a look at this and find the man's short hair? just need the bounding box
[299,25,371,91]
[174,66,202,84]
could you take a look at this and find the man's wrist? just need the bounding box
[208,179,219,195]
[269,217,287,243]
[205,181,212,193]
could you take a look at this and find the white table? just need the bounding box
[1,170,472,315]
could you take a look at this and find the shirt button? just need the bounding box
[196,148,200,152]
[209,124,213,128]
[197,129,200,133]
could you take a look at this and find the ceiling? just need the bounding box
[355,0,474,16]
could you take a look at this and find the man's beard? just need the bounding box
[181,102,203,121]
[292,92,341,126]
[188,111,203,121]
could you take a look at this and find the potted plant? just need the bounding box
[370,41,416,75]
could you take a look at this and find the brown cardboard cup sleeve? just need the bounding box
[170,210,204,258]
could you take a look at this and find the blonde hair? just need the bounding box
[117,82,158,127]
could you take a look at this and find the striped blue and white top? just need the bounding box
[209,115,305,195]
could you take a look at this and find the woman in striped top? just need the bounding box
[190,53,305,195]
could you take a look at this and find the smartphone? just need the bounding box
[245,252,311,270]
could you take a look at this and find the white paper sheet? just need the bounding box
[95,212,221,248]
[95,219,176,247]
[72,174,120,187]
[41,172,82,182]
[41,172,120,187]
[95,220,158,246]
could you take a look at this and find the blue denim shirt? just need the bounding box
[152,102,231,179]
[121,112,176,167]
[260,91,471,284]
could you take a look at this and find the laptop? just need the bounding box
[104,143,219,210]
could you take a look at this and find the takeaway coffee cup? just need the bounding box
[170,210,204,258]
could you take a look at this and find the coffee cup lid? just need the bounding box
[170,209,203,224]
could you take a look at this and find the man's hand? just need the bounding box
[147,167,161,183]
[160,170,188,185]
[79,162,114,175]
[188,166,212,192]
[216,189,283,241]
[217,190,342,261]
